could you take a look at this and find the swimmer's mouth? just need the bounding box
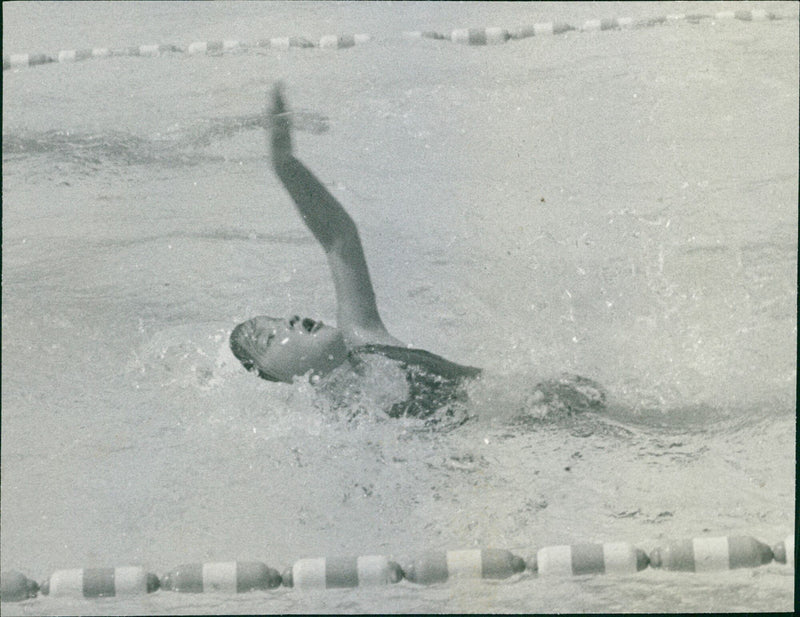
[307,318,324,333]
[291,315,324,333]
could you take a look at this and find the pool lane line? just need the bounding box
[4,9,797,71]
[2,33,373,70]
[1,533,794,602]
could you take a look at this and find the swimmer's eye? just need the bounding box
[302,318,316,332]
[289,315,300,328]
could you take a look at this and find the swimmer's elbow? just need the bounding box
[315,217,357,257]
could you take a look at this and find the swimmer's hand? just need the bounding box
[270,82,292,162]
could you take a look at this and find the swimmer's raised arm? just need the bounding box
[269,84,350,253]
[269,83,399,346]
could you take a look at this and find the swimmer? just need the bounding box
[230,83,480,417]
[231,83,604,420]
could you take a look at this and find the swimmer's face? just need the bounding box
[230,315,347,383]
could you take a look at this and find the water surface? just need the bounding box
[2,1,796,613]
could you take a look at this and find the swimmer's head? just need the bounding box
[230,315,348,383]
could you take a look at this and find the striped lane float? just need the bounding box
[282,555,402,590]
[450,28,510,45]
[401,549,525,584]
[580,18,621,32]
[223,40,245,52]
[717,10,780,22]
[161,561,281,593]
[3,53,55,70]
[508,26,536,40]
[187,40,244,55]
[649,536,773,572]
[120,43,180,57]
[318,34,372,49]
[772,534,794,568]
[635,16,668,28]
[532,22,575,36]
[135,43,181,57]
[534,542,649,576]
[1,571,39,602]
[187,41,216,54]
[256,36,315,50]
[665,13,721,25]
[57,49,94,63]
[110,47,138,57]
[402,31,448,40]
[734,9,775,21]
[40,566,159,598]
[685,14,713,24]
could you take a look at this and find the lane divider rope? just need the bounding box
[3,9,795,70]
[0,533,794,602]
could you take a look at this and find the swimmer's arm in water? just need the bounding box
[269,84,399,346]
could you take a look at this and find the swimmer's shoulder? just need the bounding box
[350,344,482,380]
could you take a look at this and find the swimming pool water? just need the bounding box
[2,2,796,613]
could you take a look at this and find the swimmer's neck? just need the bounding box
[341,325,405,349]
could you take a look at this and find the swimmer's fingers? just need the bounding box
[269,82,292,159]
